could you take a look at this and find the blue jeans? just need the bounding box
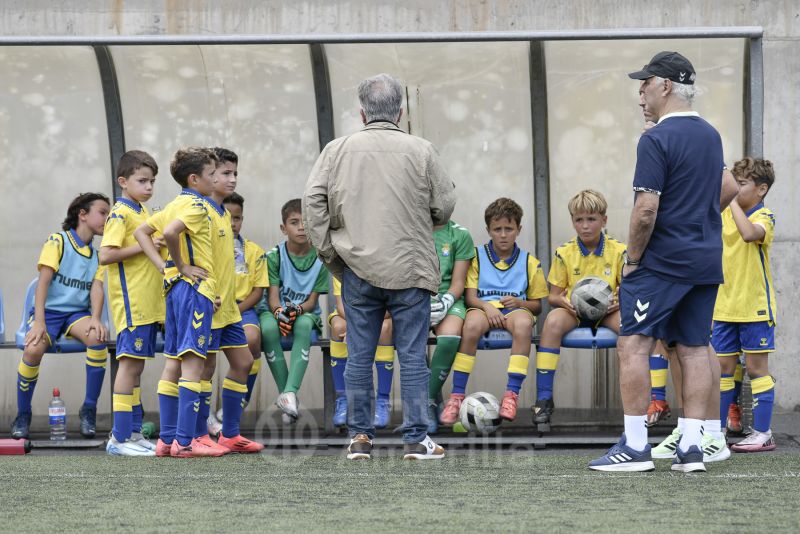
[342,267,431,443]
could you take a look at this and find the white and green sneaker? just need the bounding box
[701,433,731,462]
[652,427,681,459]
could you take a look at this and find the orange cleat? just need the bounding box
[170,439,225,458]
[193,434,231,455]
[727,403,743,434]
[439,393,465,425]
[646,399,672,427]
[217,434,265,453]
[155,439,172,457]
[499,391,519,421]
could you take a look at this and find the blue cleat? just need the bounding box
[333,396,347,427]
[427,400,439,435]
[588,434,655,472]
[671,444,706,473]
[374,398,391,429]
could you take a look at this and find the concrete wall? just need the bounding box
[0,1,797,429]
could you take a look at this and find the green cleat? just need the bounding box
[701,432,731,462]
[652,426,681,459]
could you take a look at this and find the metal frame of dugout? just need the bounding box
[0,27,763,447]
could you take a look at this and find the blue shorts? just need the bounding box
[208,321,248,353]
[240,308,259,329]
[27,308,90,346]
[116,323,159,360]
[164,280,213,359]
[712,320,775,355]
[619,267,718,346]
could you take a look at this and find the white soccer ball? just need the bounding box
[459,392,502,434]
[570,276,613,322]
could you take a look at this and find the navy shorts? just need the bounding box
[619,267,718,346]
[164,280,213,359]
[712,320,775,355]
[27,308,90,346]
[240,308,259,329]
[208,321,248,353]
[116,323,160,359]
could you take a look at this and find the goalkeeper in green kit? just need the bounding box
[427,220,475,434]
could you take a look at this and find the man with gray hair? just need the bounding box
[589,52,737,473]
[303,73,456,460]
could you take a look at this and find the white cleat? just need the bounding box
[276,392,299,418]
[130,432,157,452]
[207,412,222,437]
[106,436,156,457]
[731,429,777,453]
[701,433,731,462]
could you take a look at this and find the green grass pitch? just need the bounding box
[2,451,800,532]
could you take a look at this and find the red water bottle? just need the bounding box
[0,438,32,455]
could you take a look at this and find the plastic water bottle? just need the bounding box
[49,388,67,441]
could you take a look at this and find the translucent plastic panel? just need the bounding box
[110,45,320,251]
[326,42,535,253]
[546,39,745,248]
[0,46,112,412]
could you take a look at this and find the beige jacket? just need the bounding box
[303,121,456,293]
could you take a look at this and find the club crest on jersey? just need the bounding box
[573,268,581,276]
[441,243,451,257]
[134,338,144,351]
[604,263,612,277]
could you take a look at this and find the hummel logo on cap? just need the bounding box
[628,51,696,85]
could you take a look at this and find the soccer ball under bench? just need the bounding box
[459,392,502,434]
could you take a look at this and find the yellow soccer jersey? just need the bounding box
[548,233,626,299]
[207,199,241,328]
[146,189,216,303]
[234,236,269,303]
[101,198,166,332]
[466,248,548,308]
[714,204,777,323]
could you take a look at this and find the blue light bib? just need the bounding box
[476,243,529,303]
[46,231,98,312]
[278,242,323,315]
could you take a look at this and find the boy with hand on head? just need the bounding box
[220,192,269,422]
[11,193,111,440]
[258,199,329,423]
[713,157,778,453]
[532,190,627,427]
[135,147,223,458]
[193,147,262,454]
[328,277,395,428]
[439,198,548,425]
[426,220,475,434]
[99,150,164,456]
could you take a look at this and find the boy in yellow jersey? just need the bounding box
[440,198,548,425]
[100,150,164,456]
[135,147,222,458]
[11,193,110,440]
[218,192,269,426]
[328,277,395,428]
[713,157,777,452]
[532,190,627,427]
[193,147,262,454]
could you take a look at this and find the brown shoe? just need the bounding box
[403,436,445,460]
[346,433,373,460]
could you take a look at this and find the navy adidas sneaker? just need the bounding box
[671,444,706,473]
[588,434,655,472]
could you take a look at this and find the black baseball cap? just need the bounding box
[628,51,696,85]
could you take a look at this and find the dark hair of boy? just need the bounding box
[116,150,159,180]
[281,198,302,223]
[62,192,110,231]
[223,192,244,208]
[484,197,523,227]
[732,157,775,193]
[170,147,218,188]
[213,147,239,166]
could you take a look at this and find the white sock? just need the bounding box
[624,414,648,451]
[678,418,703,452]
[704,419,723,440]
[677,417,686,433]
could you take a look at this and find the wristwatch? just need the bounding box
[623,252,641,266]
